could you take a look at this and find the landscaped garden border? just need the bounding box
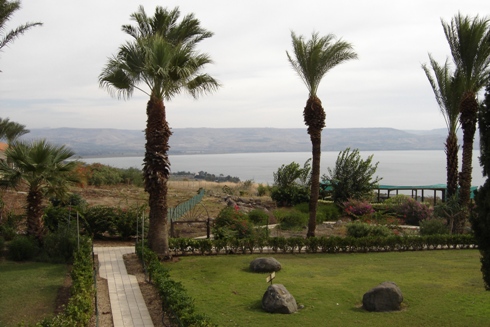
[168,234,476,256]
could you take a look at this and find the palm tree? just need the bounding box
[442,13,490,213]
[287,32,357,237]
[99,6,219,257]
[0,117,29,144]
[0,139,78,239]
[422,56,464,200]
[0,0,42,59]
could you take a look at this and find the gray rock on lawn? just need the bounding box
[362,281,403,312]
[250,257,281,273]
[262,284,298,314]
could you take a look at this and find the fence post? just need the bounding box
[207,218,211,239]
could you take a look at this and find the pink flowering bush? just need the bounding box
[343,199,375,219]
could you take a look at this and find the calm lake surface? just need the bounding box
[80,150,486,187]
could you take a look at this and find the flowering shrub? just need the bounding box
[386,196,432,226]
[343,199,375,219]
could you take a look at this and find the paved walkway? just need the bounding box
[94,246,154,327]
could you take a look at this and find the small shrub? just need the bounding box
[248,209,269,226]
[41,224,78,263]
[346,221,391,238]
[276,210,308,230]
[257,184,268,196]
[213,207,254,239]
[343,199,375,219]
[113,206,142,239]
[318,202,341,222]
[346,221,372,238]
[8,236,40,261]
[420,218,449,236]
[0,224,16,241]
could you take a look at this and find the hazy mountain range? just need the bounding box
[20,127,476,157]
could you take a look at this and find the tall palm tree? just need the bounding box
[422,56,464,200]
[287,31,357,237]
[0,139,78,239]
[442,13,490,212]
[99,6,219,257]
[0,117,29,144]
[0,0,42,57]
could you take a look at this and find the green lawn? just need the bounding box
[0,260,68,326]
[168,250,490,327]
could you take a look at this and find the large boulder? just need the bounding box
[262,284,298,314]
[250,257,281,273]
[362,281,403,312]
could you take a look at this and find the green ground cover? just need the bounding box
[169,250,490,327]
[0,261,67,326]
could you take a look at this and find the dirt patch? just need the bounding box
[91,254,114,327]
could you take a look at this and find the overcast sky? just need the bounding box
[0,0,488,131]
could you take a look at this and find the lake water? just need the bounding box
[79,150,486,187]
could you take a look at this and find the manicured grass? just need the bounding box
[0,260,68,326]
[168,250,490,327]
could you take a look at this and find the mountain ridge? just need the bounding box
[20,127,472,157]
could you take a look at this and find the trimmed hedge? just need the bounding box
[167,234,476,256]
[33,238,94,327]
[136,243,216,327]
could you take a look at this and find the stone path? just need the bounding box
[94,246,154,327]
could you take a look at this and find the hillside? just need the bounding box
[20,127,469,157]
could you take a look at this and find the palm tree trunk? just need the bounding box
[445,131,459,199]
[457,91,478,233]
[144,96,172,258]
[304,96,326,238]
[27,188,44,239]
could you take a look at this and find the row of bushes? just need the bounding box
[166,234,476,256]
[44,204,146,239]
[23,238,94,327]
[136,243,215,327]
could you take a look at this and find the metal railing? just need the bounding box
[167,188,205,222]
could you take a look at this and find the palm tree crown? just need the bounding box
[287,31,358,97]
[0,139,78,238]
[442,13,490,92]
[0,117,29,144]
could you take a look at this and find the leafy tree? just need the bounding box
[270,159,311,206]
[442,14,490,215]
[0,0,42,64]
[0,117,29,144]
[286,31,357,237]
[472,79,490,289]
[323,148,382,206]
[99,6,219,257]
[0,139,78,239]
[422,57,464,200]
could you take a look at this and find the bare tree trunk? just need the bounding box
[304,96,326,238]
[445,131,459,199]
[27,188,44,239]
[457,92,478,233]
[144,96,172,258]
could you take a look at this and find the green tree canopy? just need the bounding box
[323,148,382,205]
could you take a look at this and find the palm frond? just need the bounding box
[422,55,464,132]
